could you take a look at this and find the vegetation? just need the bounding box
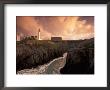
[16,39,67,71]
[61,38,94,74]
[16,37,94,74]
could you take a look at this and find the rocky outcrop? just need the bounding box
[17,38,94,74]
[45,53,67,74]
[17,53,67,74]
[16,40,66,71]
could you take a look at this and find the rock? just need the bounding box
[17,53,67,74]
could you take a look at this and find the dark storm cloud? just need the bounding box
[78,16,94,25]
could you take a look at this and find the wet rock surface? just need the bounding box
[17,38,94,74]
[17,53,67,74]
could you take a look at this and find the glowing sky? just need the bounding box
[16,16,94,40]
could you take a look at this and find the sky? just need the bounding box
[16,16,94,40]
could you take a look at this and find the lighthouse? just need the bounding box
[38,28,40,40]
[16,34,20,41]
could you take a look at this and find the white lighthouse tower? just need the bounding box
[16,34,20,41]
[38,28,40,40]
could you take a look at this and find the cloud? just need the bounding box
[16,16,94,40]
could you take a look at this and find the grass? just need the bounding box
[16,38,94,74]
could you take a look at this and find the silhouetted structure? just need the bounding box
[51,37,62,42]
[16,34,20,41]
[38,29,40,40]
